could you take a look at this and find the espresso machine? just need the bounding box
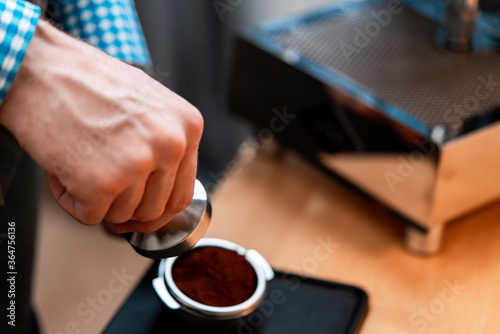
[229,0,500,254]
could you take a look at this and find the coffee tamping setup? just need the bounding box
[229,0,500,254]
[123,179,212,259]
[122,180,276,330]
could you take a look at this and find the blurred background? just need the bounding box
[134,0,349,190]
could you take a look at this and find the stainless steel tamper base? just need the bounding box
[123,179,211,259]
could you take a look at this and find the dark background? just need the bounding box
[134,0,334,189]
[134,0,500,189]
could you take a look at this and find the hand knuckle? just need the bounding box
[94,174,118,195]
[171,191,194,213]
[134,206,164,222]
[186,106,204,139]
[164,134,186,162]
[80,214,101,226]
[127,149,154,174]
[76,206,103,226]
[153,130,173,148]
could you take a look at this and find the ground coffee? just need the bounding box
[172,246,258,307]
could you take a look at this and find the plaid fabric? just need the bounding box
[49,0,151,66]
[0,0,151,106]
[0,0,40,104]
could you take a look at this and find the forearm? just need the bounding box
[1,20,77,139]
[0,19,123,151]
[1,0,153,133]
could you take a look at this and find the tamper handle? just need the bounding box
[123,179,211,259]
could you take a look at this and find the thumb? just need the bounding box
[45,171,112,226]
[45,171,78,223]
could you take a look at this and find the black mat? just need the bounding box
[104,262,368,334]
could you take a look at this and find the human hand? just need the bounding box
[0,20,203,233]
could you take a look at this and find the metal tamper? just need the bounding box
[123,179,211,259]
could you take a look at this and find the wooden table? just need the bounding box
[204,140,500,334]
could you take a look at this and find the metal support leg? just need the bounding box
[405,225,444,255]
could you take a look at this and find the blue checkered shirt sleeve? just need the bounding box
[49,0,152,66]
[0,0,40,105]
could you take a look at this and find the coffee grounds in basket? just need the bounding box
[172,246,258,307]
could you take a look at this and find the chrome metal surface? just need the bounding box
[163,238,273,319]
[444,0,479,52]
[269,2,500,140]
[154,238,274,329]
[318,120,500,236]
[405,225,444,255]
[124,179,211,259]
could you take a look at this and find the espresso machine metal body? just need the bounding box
[229,0,500,254]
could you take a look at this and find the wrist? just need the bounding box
[0,20,113,147]
[0,20,55,137]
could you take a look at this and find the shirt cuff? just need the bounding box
[0,0,40,105]
[53,0,152,66]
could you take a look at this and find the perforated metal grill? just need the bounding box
[268,2,500,135]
